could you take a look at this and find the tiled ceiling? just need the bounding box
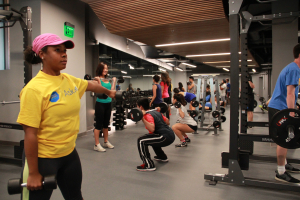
[82,0,257,70]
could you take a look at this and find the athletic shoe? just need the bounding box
[175,141,187,147]
[136,163,156,171]
[154,156,169,162]
[103,141,114,149]
[185,137,191,143]
[275,170,300,184]
[285,163,300,173]
[94,144,106,152]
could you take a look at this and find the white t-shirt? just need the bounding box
[176,105,197,126]
[220,83,227,97]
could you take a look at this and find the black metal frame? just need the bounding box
[204,0,300,192]
[0,5,32,166]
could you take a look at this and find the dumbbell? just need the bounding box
[262,104,268,110]
[128,102,168,122]
[174,100,199,108]
[188,110,198,118]
[84,74,124,83]
[7,175,57,195]
[96,90,127,101]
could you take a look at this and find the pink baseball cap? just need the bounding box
[32,33,74,53]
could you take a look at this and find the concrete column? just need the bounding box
[271,0,298,93]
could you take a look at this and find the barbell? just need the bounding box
[128,102,168,122]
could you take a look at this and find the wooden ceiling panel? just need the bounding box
[83,0,225,33]
[81,0,257,71]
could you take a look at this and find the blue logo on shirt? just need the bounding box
[50,91,59,102]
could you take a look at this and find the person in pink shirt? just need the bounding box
[160,72,171,119]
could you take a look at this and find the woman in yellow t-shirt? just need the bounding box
[17,33,116,200]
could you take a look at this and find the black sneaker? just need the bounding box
[185,138,191,143]
[136,164,156,172]
[285,163,300,173]
[275,170,300,184]
[175,141,187,147]
[154,156,169,162]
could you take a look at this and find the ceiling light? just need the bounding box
[155,38,230,47]
[167,63,174,66]
[123,76,132,78]
[223,68,230,71]
[252,69,256,72]
[182,63,197,68]
[191,73,220,76]
[175,67,183,71]
[204,59,252,64]
[136,67,145,70]
[261,63,272,66]
[143,75,160,77]
[248,65,256,67]
[129,64,134,69]
[186,52,241,57]
[159,68,166,72]
[121,71,127,74]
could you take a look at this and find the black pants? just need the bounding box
[95,102,112,129]
[163,97,170,119]
[137,134,174,168]
[247,94,254,111]
[268,107,279,125]
[21,149,82,200]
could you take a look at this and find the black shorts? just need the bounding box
[188,124,197,131]
[95,102,112,129]
[268,107,280,125]
[247,95,254,111]
[21,149,82,200]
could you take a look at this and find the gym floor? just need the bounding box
[1,105,300,200]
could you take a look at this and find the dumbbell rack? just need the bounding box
[113,100,126,130]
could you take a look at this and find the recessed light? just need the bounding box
[155,38,230,47]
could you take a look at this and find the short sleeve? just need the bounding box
[286,70,300,86]
[65,74,88,98]
[161,113,167,122]
[17,88,43,128]
[143,113,154,124]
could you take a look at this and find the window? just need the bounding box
[0,0,10,70]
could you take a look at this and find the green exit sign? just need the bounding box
[64,22,75,38]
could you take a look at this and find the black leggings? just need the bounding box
[21,149,82,200]
[94,102,112,129]
[163,97,170,119]
[137,134,174,168]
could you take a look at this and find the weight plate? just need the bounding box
[213,121,221,128]
[174,101,181,108]
[129,109,143,122]
[212,111,220,118]
[192,101,199,107]
[269,108,300,149]
[158,102,168,113]
[221,116,226,122]
[220,107,225,114]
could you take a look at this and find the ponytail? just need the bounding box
[24,46,47,64]
[173,93,187,106]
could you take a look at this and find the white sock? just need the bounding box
[285,159,287,165]
[277,165,285,175]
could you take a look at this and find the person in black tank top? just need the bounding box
[149,75,163,108]
[136,98,175,171]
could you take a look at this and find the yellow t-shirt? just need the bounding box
[17,71,88,158]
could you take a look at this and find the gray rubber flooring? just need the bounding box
[1,105,300,200]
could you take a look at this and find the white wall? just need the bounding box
[41,0,87,133]
[0,0,41,142]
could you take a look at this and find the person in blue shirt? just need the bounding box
[93,62,116,152]
[173,88,196,110]
[226,78,230,105]
[268,43,300,184]
[116,80,121,91]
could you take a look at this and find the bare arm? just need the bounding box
[164,117,170,125]
[188,83,194,90]
[248,81,255,89]
[149,85,157,106]
[178,107,185,118]
[161,84,164,96]
[110,77,116,90]
[141,117,155,133]
[287,85,296,109]
[23,125,43,190]
[86,81,116,99]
